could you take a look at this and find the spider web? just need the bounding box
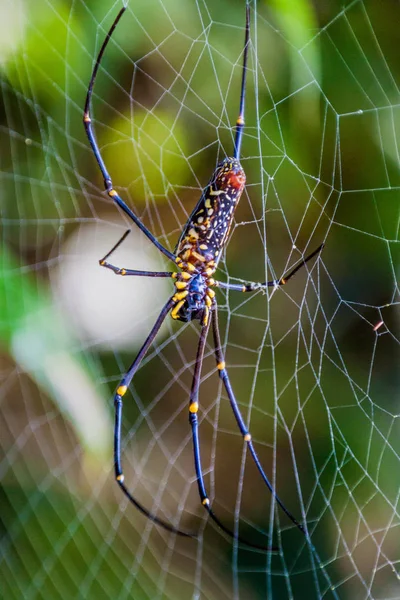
[1,0,400,598]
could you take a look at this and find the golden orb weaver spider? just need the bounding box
[83,2,323,550]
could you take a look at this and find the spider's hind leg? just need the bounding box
[113,295,194,538]
[211,302,306,535]
[188,312,276,552]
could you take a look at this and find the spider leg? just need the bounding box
[189,313,276,551]
[216,243,324,293]
[233,1,250,160]
[114,295,194,537]
[99,230,174,278]
[211,302,306,535]
[83,7,176,263]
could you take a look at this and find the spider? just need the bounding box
[83,2,323,549]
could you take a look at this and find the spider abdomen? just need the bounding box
[175,157,246,268]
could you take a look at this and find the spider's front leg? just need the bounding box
[83,6,176,264]
[216,243,324,293]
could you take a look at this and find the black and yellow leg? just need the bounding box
[188,312,274,551]
[83,6,176,264]
[211,302,306,535]
[216,244,324,293]
[99,230,174,278]
[112,295,194,537]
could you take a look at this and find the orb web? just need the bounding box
[1,1,400,599]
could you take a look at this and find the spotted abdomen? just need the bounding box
[175,157,245,267]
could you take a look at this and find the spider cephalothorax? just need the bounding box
[170,272,210,323]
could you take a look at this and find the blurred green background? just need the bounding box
[1,0,399,598]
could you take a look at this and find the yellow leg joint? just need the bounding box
[207,288,215,299]
[181,271,191,280]
[217,361,225,370]
[202,498,210,506]
[116,474,125,482]
[175,281,187,290]
[189,402,198,414]
[244,433,252,442]
[117,385,127,397]
[120,268,126,275]
[108,189,117,198]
